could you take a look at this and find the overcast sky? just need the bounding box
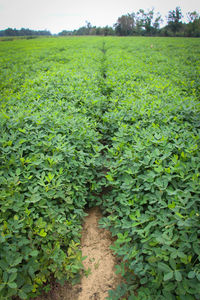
[0,0,199,34]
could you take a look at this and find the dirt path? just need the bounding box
[35,207,120,300]
[77,206,120,300]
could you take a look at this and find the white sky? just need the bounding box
[0,0,199,34]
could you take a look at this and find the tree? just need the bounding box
[85,21,92,34]
[167,7,183,34]
[4,28,16,36]
[186,11,200,37]
[102,26,114,36]
[135,9,162,35]
[59,30,73,36]
[114,13,135,36]
[187,11,199,23]
[136,9,154,34]
[152,12,163,32]
[135,9,145,33]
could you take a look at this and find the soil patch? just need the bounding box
[35,206,120,300]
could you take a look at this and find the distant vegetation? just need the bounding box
[0,7,200,38]
[0,28,51,37]
[0,7,200,37]
[59,7,200,37]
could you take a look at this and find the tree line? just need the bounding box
[0,7,199,37]
[59,7,200,37]
[0,28,51,37]
[113,7,200,37]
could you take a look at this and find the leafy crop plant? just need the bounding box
[0,36,200,299]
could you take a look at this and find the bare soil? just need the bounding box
[35,206,120,300]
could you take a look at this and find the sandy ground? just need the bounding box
[77,206,120,300]
[35,207,120,300]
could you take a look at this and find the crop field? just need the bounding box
[0,36,200,299]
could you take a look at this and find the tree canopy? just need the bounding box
[0,7,199,38]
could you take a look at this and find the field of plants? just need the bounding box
[0,36,200,300]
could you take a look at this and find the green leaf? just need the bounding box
[3,271,8,282]
[174,270,182,281]
[164,271,174,281]
[106,174,113,181]
[140,277,148,284]
[179,295,195,300]
[154,165,163,173]
[193,242,200,255]
[0,284,5,292]
[163,282,175,292]
[188,271,195,279]
[18,128,26,133]
[168,201,175,209]
[148,256,157,263]
[0,260,8,270]
[175,212,184,219]
[38,229,47,237]
[30,250,39,257]
[158,262,172,273]
[9,272,17,282]
[1,111,10,119]
[19,290,28,299]
[12,256,23,266]
[165,167,171,174]
[7,282,17,289]
[163,291,174,300]
[169,258,176,270]
[16,168,21,176]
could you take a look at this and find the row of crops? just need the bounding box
[0,36,200,299]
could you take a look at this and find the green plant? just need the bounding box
[0,36,199,299]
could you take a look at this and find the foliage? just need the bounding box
[0,36,200,299]
[0,28,51,37]
[0,37,103,298]
[96,37,200,299]
[1,6,200,37]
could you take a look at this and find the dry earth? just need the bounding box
[35,207,120,300]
